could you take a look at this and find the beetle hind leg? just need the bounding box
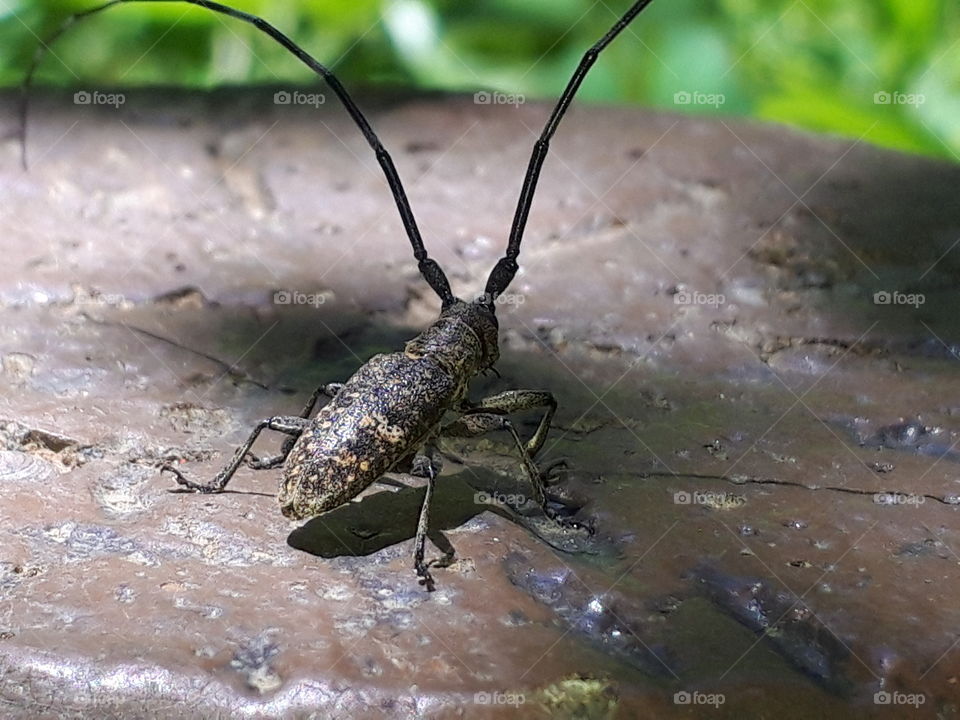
[214,376,343,470]
[245,431,302,470]
[163,415,309,493]
[245,381,344,469]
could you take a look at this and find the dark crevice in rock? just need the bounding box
[82,312,269,389]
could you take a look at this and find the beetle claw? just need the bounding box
[416,565,437,592]
[542,457,570,484]
[546,507,594,535]
[161,464,220,494]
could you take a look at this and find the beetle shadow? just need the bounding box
[287,470,500,559]
[286,465,603,560]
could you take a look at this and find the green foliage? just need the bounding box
[1,0,957,160]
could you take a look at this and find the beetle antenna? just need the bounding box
[20,0,455,306]
[483,0,656,302]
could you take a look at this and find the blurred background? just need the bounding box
[1,0,958,161]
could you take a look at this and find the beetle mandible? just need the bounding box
[23,0,657,590]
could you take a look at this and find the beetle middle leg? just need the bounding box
[410,446,455,591]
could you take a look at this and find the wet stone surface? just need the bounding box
[1,89,960,718]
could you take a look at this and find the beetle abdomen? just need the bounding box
[278,351,462,519]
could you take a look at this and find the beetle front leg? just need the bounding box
[462,390,556,457]
[163,415,309,493]
[442,408,589,532]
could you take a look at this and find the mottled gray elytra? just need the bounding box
[22,0,656,590]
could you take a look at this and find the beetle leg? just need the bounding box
[443,412,544,499]
[375,449,441,493]
[442,409,589,533]
[462,390,556,457]
[412,446,454,591]
[246,381,344,469]
[163,415,309,493]
[243,452,290,471]
[407,451,443,478]
[298,382,344,416]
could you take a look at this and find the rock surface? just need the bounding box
[1,89,960,718]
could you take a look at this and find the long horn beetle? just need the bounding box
[22,0,657,590]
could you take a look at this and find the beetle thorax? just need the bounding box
[404,299,499,377]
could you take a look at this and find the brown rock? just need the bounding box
[1,89,959,717]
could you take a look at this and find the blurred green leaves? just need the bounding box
[1,0,957,160]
